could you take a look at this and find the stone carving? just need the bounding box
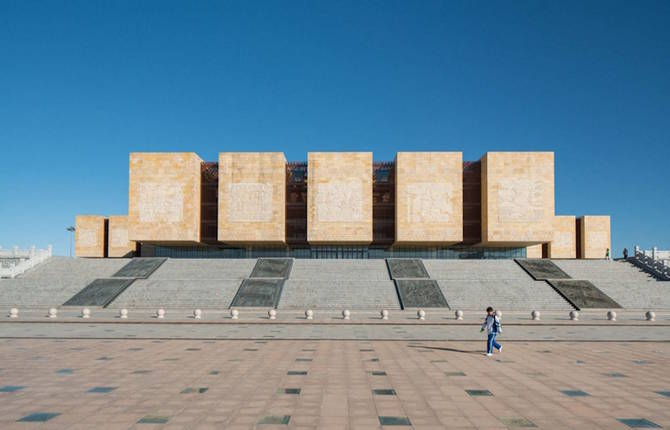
[405,182,453,223]
[78,230,98,247]
[316,181,363,222]
[227,183,273,223]
[497,178,544,223]
[138,182,184,223]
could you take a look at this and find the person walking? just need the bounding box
[606,248,611,260]
[623,248,628,259]
[480,306,502,357]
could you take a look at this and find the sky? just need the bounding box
[1,0,668,257]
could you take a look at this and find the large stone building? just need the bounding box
[75,151,611,259]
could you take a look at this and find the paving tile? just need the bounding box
[17,412,61,422]
[499,417,537,427]
[465,389,493,397]
[378,416,411,426]
[561,390,590,397]
[138,415,170,424]
[257,415,290,425]
[0,385,25,392]
[616,418,662,428]
[88,386,117,393]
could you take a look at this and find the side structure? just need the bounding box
[579,215,611,259]
[108,215,135,257]
[75,215,107,258]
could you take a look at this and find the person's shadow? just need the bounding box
[408,345,481,354]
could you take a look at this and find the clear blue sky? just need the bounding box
[1,0,668,256]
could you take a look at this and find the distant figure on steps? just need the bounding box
[480,306,502,357]
[606,248,611,260]
[623,248,628,259]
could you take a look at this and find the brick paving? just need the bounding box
[0,337,668,429]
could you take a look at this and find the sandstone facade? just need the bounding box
[579,216,611,259]
[218,152,286,244]
[395,152,463,245]
[108,215,135,257]
[307,152,373,244]
[549,215,577,258]
[128,153,202,243]
[481,152,554,246]
[75,215,106,258]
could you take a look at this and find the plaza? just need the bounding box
[0,315,669,429]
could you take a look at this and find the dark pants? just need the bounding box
[487,333,501,354]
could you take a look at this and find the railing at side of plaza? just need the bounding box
[0,245,53,278]
[631,246,670,281]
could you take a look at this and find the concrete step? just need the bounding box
[278,280,401,310]
[148,258,256,280]
[436,280,573,311]
[108,279,242,309]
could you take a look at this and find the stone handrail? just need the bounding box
[631,246,670,281]
[0,245,53,278]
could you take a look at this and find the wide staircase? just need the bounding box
[423,259,573,310]
[1,257,669,310]
[279,259,400,309]
[553,260,670,309]
[108,259,256,309]
[0,257,130,308]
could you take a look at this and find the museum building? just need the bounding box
[74,151,611,260]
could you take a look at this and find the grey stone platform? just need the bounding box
[62,278,136,307]
[230,279,285,308]
[112,258,167,279]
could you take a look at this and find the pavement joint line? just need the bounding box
[0,337,668,342]
[1,320,668,327]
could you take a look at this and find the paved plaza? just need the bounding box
[0,319,669,429]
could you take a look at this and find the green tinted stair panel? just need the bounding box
[395,279,448,308]
[112,258,167,279]
[230,279,285,307]
[63,279,135,307]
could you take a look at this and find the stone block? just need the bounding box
[128,153,202,243]
[549,215,576,258]
[481,152,555,246]
[307,152,372,244]
[394,152,462,245]
[526,244,543,259]
[75,215,106,258]
[218,152,286,244]
[107,216,135,258]
[579,215,611,259]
